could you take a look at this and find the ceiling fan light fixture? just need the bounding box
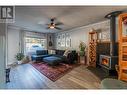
[46,18,62,30]
[49,23,55,29]
[50,26,55,29]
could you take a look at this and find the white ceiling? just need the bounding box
[9,6,127,33]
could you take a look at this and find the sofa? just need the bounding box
[31,49,78,65]
[31,50,51,62]
[54,50,78,64]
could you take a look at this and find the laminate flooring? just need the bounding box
[6,63,102,89]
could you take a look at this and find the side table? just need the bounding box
[78,55,87,65]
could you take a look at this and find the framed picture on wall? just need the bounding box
[65,33,71,47]
[57,35,61,47]
[98,27,110,42]
[101,31,110,41]
[61,34,65,47]
[66,39,71,47]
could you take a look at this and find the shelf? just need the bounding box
[122,37,127,42]
[122,37,127,39]
[118,13,127,81]
[122,53,127,55]
[121,61,127,63]
[122,73,127,78]
[122,43,127,46]
[122,55,127,60]
[122,59,127,61]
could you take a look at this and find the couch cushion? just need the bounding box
[55,50,65,55]
[48,50,56,54]
[32,54,52,58]
[31,54,52,61]
[53,55,67,62]
[71,50,76,53]
[36,50,48,55]
[43,56,62,66]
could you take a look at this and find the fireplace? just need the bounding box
[100,55,118,70]
[101,55,110,67]
[97,11,121,74]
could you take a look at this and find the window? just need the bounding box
[24,37,46,55]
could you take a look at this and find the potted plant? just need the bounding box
[79,41,86,56]
[15,53,24,64]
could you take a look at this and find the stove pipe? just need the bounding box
[105,11,122,56]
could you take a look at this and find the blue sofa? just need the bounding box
[31,50,51,62]
[31,50,78,65]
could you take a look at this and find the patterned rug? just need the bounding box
[31,62,79,82]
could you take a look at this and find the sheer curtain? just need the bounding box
[23,31,47,56]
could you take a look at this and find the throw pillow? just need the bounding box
[63,49,71,57]
[51,50,56,54]
[48,50,56,54]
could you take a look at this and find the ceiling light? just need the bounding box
[50,26,55,29]
[49,23,55,29]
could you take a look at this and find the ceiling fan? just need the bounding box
[46,18,63,30]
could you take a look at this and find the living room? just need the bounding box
[0,6,127,89]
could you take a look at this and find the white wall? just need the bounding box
[7,27,20,65]
[7,27,49,65]
[0,23,6,88]
[55,20,110,51]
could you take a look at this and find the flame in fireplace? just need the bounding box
[102,58,109,66]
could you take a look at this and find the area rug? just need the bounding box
[31,62,79,82]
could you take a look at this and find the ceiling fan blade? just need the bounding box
[46,27,50,29]
[55,27,62,30]
[55,22,63,25]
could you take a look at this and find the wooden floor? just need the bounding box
[6,63,101,89]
